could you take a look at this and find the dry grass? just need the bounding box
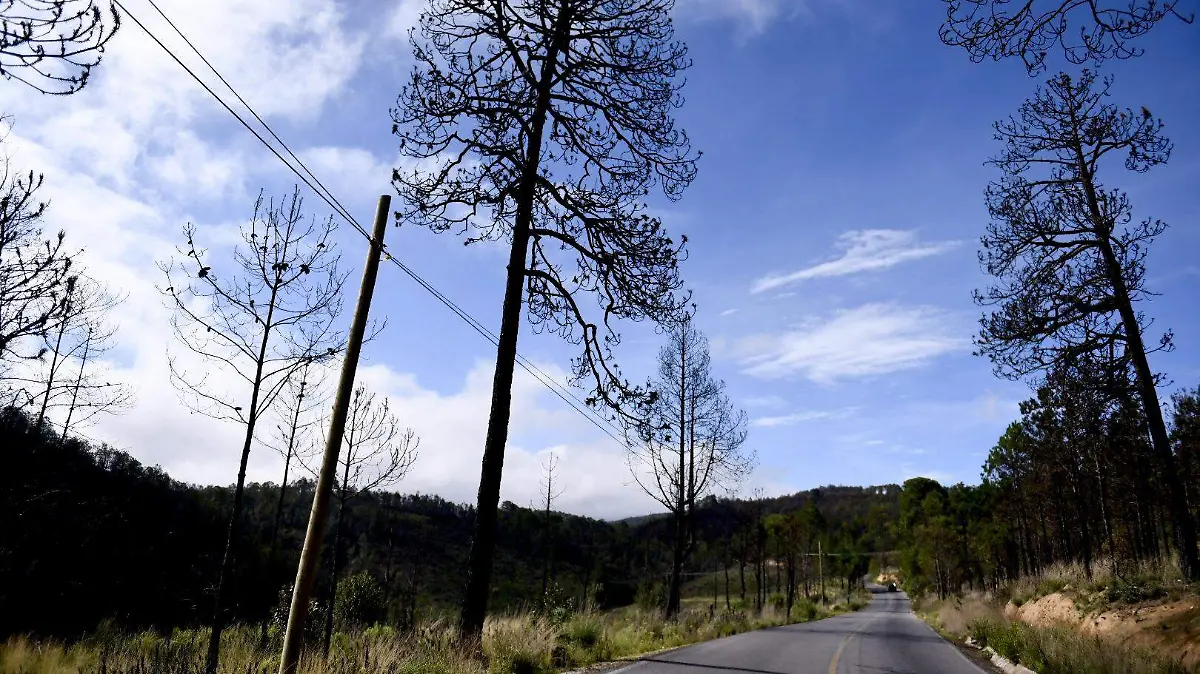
[1001,556,1191,611]
[916,594,1196,674]
[0,601,859,674]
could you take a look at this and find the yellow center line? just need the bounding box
[828,613,882,674]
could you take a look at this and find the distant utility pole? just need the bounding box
[277,195,391,674]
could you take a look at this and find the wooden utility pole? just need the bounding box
[277,195,391,674]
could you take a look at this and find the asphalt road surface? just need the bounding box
[608,587,987,674]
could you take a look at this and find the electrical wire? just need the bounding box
[114,0,634,449]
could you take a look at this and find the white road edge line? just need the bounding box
[911,613,989,674]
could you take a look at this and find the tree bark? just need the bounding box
[666,330,687,619]
[260,392,304,649]
[205,284,280,674]
[458,0,573,637]
[1073,132,1199,580]
[59,326,92,443]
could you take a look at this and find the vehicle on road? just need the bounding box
[887,582,898,592]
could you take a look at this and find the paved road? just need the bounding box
[611,588,986,674]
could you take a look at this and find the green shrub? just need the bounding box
[1035,578,1067,598]
[335,572,387,630]
[561,617,602,649]
[793,599,818,622]
[1106,578,1165,605]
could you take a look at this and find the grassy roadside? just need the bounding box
[912,595,1193,674]
[0,597,870,674]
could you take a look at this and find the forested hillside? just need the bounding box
[0,406,898,641]
[895,383,1200,599]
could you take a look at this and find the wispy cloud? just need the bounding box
[752,407,858,428]
[675,0,815,35]
[751,229,959,294]
[736,303,968,382]
[743,395,787,408]
[720,308,739,317]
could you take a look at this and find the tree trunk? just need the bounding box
[260,394,303,649]
[205,287,280,674]
[739,551,746,603]
[724,557,731,611]
[665,323,688,619]
[1078,143,1199,580]
[1101,237,1199,578]
[36,310,70,430]
[458,1,574,637]
[59,326,92,443]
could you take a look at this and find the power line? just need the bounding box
[114,0,633,449]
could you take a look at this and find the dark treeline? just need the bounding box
[897,379,1200,598]
[0,406,899,641]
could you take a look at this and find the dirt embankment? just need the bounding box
[1008,592,1200,669]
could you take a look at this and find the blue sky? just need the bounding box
[6,0,1198,518]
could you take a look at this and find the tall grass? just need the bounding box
[0,603,853,674]
[969,617,1191,674]
[1000,555,1190,610]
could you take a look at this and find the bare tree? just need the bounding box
[0,127,78,402]
[1,0,120,94]
[628,319,752,617]
[392,0,697,636]
[158,188,348,674]
[29,276,131,433]
[974,70,1197,580]
[320,382,418,656]
[257,363,324,649]
[939,0,1194,74]
[537,451,564,605]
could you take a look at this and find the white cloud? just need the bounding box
[719,308,739,317]
[736,303,968,382]
[384,0,425,39]
[743,395,787,408]
[751,229,959,294]
[676,0,814,35]
[751,407,857,427]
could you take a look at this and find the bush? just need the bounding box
[1106,577,1166,605]
[1035,578,1068,598]
[793,599,818,622]
[560,617,602,649]
[335,572,387,630]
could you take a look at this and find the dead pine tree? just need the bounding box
[157,188,348,674]
[939,0,1194,75]
[0,129,79,405]
[974,70,1199,580]
[257,363,324,649]
[537,451,564,607]
[627,319,752,618]
[31,276,131,434]
[392,0,698,637]
[0,0,121,94]
[320,383,418,657]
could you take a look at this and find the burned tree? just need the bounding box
[257,363,324,649]
[538,451,564,606]
[0,133,78,402]
[1,0,120,94]
[628,319,752,617]
[940,0,1194,74]
[30,276,131,434]
[158,188,347,674]
[392,0,697,636]
[974,70,1197,579]
[320,383,418,656]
